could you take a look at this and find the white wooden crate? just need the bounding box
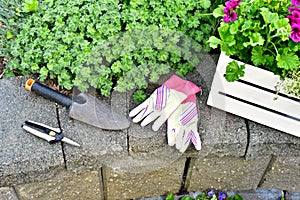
[207,52,300,137]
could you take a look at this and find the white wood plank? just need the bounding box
[208,91,300,137]
[208,52,300,137]
[217,52,281,90]
[219,76,300,119]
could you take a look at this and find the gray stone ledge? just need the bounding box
[1,67,300,196]
[15,170,103,200]
[0,77,64,186]
[0,187,18,200]
[261,156,300,193]
[246,122,300,160]
[188,155,272,192]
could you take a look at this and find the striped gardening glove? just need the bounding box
[167,92,202,153]
[129,75,199,132]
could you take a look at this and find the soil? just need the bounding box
[0,56,6,78]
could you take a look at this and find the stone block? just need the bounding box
[186,63,248,157]
[15,170,103,200]
[0,187,19,200]
[246,122,300,159]
[188,155,271,192]
[286,191,300,200]
[103,158,186,200]
[232,188,283,200]
[261,156,300,193]
[59,107,128,173]
[0,77,64,186]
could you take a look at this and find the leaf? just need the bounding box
[208,36,221,49]
[276,53,299,70]
[273,18,291,41]
[199,0,211,9]
[22,0,39,12]
[251,47,274,66]
[224,61,245,82]
[6,30,14,39]
[212,5,225,18]
[181,196,194,200]
[260,8,278,24]
[39,67,48,80]
[233,194,244,200]
[243,32,264,47]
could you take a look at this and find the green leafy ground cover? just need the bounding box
[1,0,225,97]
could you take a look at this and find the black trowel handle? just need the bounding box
[25,79,73,108]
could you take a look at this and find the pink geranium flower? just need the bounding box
[223,11,238,22]
[287,15,300,25]
[290,23,300,42]
[291,0,300,6]
[289,6,300,13]
[223,0,241,23]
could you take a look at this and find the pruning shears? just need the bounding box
[22,120,80,147]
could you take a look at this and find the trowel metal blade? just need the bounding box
[69,93,130,130]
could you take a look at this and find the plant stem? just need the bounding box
[270,41,278,55]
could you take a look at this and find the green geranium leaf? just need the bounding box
[208,36,221,49]
[276,53,299,70]
[273,18,291,41]
[251,47,274,66]
[213,5,225,18]
[224,61,245,82]
[22,0,38,12]
[260,8,278,24]
[244,32,264,47]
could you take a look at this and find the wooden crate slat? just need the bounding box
[218,77,300,119]
[207,53,300,137]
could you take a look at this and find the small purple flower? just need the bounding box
[290,23,300,42]
[292,0,300,6]
[218,192,227,200]
[207,190,215,197]
[223,11,238,22]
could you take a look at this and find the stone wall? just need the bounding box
[1,54,300,199]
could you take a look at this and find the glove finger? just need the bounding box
[175,128,186,150]
[131,104,154,123]
[152,112,168,131]
[166,121,179,146]
[179,129,193,153]
[190,130,201,151]
[129,98,151,118]
[140,111,161,127]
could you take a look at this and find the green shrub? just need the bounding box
[4,0,222,96]
[0,0,23,58]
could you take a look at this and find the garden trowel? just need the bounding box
[25,79,130,130]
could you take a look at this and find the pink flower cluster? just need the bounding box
[288,1,300,42]
[223,0,242,23]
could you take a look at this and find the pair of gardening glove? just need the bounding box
[129,75,202,153]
